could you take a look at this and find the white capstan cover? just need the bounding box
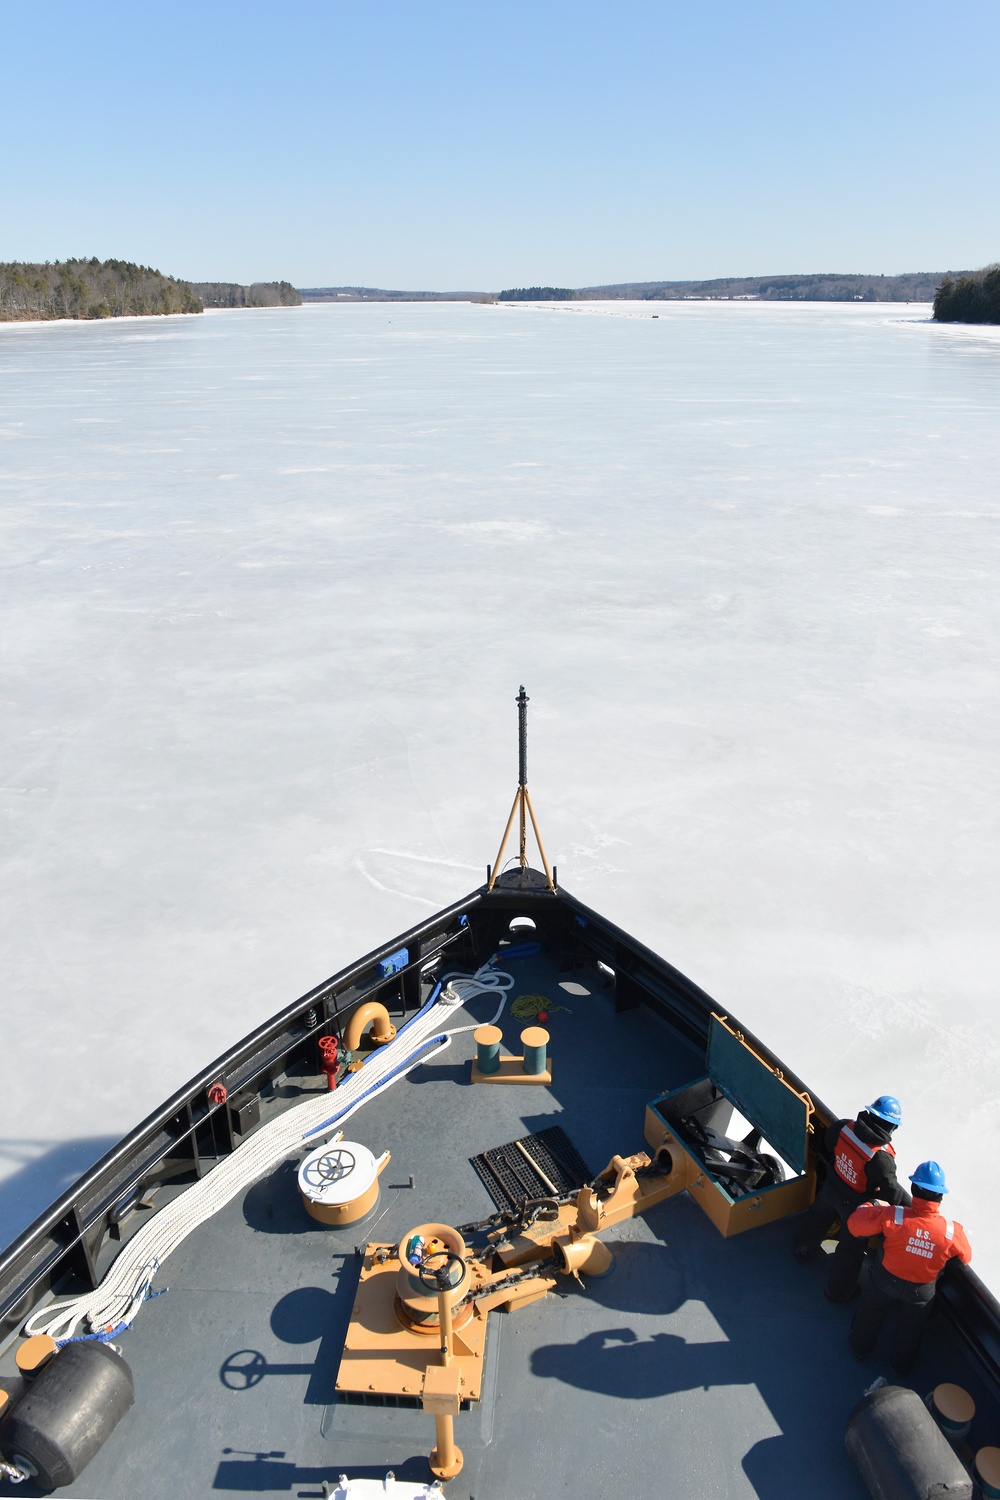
[297,1140,382,1206]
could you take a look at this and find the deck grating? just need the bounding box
[469,1125,593,1213]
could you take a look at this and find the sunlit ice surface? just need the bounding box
[1,300,998,1282]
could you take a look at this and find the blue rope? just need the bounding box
[303,1032,450,1140]
[56,1287,166,1346]
[493,940,541,959]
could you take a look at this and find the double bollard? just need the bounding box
[471,1023,551,1085]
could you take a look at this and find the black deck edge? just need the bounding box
[3,873,998,1395]
[553,883,838,1122]
[485,876,1000,1388]
[0,888,483,1329]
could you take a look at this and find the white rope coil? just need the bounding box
[26,960,513,1342]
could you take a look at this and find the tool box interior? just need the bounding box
[644,1014,816,1236]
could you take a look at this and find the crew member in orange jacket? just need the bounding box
[793,1095,909,1302]
[847,1160,972,1373]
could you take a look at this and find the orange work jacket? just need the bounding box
[847,1197,972,1284]
[833,1124,895,1195]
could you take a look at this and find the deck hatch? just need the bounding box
[706,1016,809,1175]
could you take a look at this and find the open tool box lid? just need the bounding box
[644,1014,815,1237]
[706,1014,811,1175]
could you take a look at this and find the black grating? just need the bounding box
[337,1391,472,1411]
[470,1126,593,1215]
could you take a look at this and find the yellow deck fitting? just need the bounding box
[336,1223,493,1404]
[334,1144,704,1480]
[930,1382,975,1441]
[976,1448,1000,1499]
[16,1334,58,1377]
[470,1056,553,1085]
[343,1001,397,1070]
[336,1149,687,1401]
[470,1024,552,1085]
[297,1138,389,1226]
[423,1363,464,1479]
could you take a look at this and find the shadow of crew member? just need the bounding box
[847,1159,972,1374]
[793,1095,909,1302]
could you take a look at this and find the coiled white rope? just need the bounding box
[26,959,514,1342]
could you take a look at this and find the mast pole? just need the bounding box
[486,686,556,892]
[517,685,528,868]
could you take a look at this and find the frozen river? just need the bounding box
[2,300,1000,1284]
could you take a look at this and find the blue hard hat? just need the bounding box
[866,1095,902,1126]
[910,1160,948,1194]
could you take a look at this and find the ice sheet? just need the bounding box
[2,301,999,1285]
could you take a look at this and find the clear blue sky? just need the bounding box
[3,0,998,288]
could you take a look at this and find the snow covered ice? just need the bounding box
[2,300,999,1284]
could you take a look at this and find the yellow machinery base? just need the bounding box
[470,1057,552,1086]
[336,1243,490,1403]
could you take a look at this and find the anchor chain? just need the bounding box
[456,1256,558,1311]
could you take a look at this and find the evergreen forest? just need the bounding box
[498,286,576,301]
[933,266,1000,324]
[0,261,303,322]
[0,259,202,321]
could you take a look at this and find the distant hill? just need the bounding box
[500,271,964,303]
[188,281,301,308]
[299,286,495,303]
[0,258,202,321]
[933,265,1000,324]
[299,272,966,306]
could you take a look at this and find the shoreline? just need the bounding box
[0,305,297,331]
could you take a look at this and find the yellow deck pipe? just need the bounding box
[343,1002,397,1069]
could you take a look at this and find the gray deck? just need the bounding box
[2,951,991,1498]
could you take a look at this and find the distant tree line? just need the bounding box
[641,271,949,302]
[299,286,494,303]
[493,272,964,303]
[498,286,577,301]
[188,281,301,308]
[933,265,1000,324]
[0,258,202,321]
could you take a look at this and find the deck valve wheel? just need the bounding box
[416,1250,466,1294]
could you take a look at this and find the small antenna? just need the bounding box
[486,686,556,891]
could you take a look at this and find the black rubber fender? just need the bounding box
[845,1383,972,1500]
[2,1342,134,1489]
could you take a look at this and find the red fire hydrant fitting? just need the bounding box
[319,1036,340,1090]
[208,1082,228,1106]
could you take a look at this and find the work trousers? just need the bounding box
[849,1261,936,1374]
[793,1181,868,1298]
